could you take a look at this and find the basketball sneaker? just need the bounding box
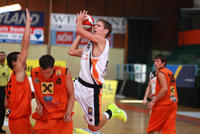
[107,102,127,122]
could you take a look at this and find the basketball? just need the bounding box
[82,15,94,31]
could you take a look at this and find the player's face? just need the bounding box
[94,21,105,35]
[0,53,6,63]
[154,59,165,70]
[40,67,54,80]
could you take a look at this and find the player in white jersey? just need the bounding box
[143,71,157,105]
[79,40,109,85]
[68,10,127,131]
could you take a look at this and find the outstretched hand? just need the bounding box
[26,8,32,23]
[77,10,88,23]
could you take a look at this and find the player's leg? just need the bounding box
[73,79,97,123]
[9,118,32,134]
[74,79,127,131]
[73,80,105,131]
[88,102,127,131]
[107,102,127,122]
[88,113,108,131]
[147,105,167,133]
[161,103,177,134]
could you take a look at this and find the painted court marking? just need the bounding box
[74,128,104,134]
[177,111,200,119]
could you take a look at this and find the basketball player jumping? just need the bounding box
[68,10,127,131]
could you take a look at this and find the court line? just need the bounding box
[116,103,200,126]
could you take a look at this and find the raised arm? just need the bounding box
[15,9,32,82]
[64,70,75,122]
[68,35,83,57]
[76,10,104,45]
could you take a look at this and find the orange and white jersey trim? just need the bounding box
[150,71,156,96]
[79,39,109,85]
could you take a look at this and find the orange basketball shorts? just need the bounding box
[147,102,177,134]
[33,119,73,134]
[9,117,32,134]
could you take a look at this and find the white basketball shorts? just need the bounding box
[73,78,102,126]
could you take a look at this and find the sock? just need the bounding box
[104,109,112,120]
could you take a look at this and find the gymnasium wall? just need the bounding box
[0,0,194,78]
[0,43,124,79]
[0,0,193,51]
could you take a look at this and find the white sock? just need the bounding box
[104,112,110,119]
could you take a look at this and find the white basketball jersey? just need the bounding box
[150,71,156,96]
[79,39,109,85]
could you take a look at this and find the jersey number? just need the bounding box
[56,78,61,84]
[168,74,175,84]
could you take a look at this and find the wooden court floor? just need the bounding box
[2,98,200,134]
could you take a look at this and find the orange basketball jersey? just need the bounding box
[155,67,178,105]
[5,72,32,119]
[31,66,69,120]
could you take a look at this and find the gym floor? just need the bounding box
[2,98,200,134]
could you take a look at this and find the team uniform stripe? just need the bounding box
[94,88,100,126]
[91,59,102,85]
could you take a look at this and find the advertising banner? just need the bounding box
[50,13,126,46]
[0,11,44,44]
[134,64,147,83]
[51,13,126,34]
[102,80,118,100]
[167,65,196,88]
[50,30,113,47]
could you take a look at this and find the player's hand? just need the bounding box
[77,10,88,23]
[143,98,148,106]
[148,101,154,109]
[26,8,32,23]
[36,104,43,116]
[148,98,156,109]
[64,112,72,122]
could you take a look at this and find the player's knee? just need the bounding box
[88,125,98,132]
